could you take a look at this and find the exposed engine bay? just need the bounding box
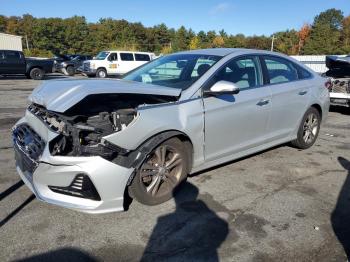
[28,93,177,159]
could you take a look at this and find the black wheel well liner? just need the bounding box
[111,130,193,185]
[310,104,322,120]
[96,67,106,72]
[27,66,44,73]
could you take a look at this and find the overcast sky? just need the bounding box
[1,0,350,36]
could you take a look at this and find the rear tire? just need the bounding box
[291,107,321,149]
[129,137,189,206]
[96,68,107,78]
[29,68,44,80]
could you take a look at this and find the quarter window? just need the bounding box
[297,65,312,79]
[214,56,262,90]
[263,56,298,84]
[135,53,150,61]
[120,53,134,61]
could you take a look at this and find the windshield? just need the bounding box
[123,54,222,90]
[95,51,110,60]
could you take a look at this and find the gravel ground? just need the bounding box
[0,75,349,262]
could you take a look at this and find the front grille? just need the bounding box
[13,124,45,161]
[12,124,46,173]
[83,62,90,72]
[49,173,101,201]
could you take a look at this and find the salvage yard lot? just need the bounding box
[0,76,349,261]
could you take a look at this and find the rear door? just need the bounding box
[3,50,25,74]
[0,51,5,74]
[117,52,136,74]
[261,55,311,140]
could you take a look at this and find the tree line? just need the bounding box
[0,8,349,57]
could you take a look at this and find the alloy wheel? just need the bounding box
[303,113,319,144]
[139,145,183,197]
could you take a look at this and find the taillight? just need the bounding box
[325,79,332,90]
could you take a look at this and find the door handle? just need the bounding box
[298,90,308,95]
[257,99,270,106]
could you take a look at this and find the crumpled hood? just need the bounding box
[29,79,181,112]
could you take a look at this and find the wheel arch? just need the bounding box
[122,129,194,185]
[27,65,44,73]
[310,103,322,120]
[96,67,107,72]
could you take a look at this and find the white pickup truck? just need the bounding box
[82,51,156,78]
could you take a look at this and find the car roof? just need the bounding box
[177,48,286,57]
[104,50,154,54]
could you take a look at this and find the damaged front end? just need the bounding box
[28,93,178,163]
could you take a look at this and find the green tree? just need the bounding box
[342,16,350,53]
[189,36,200,49]
[303,8,344,54]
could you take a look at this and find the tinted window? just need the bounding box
[135,53,150,61]
[120,53,134,61]
[264,56,298,84]
[108,53,118,61]
[297,66,312,79]
[214,56,262,90]
[5,51,21,60]
[0,51,4,60]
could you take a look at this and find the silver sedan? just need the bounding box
[12,48,330,213]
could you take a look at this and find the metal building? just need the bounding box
[0,33,23,51]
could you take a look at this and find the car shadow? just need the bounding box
[331,157,350,259]
[330,106,350,116]
[141,182,228,261]
[16,248,98,262]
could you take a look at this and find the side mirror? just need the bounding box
[203,80,240,97]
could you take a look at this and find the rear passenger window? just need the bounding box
[264,56,298,84]
[5,51,20,60]
[120,53,134,61]
[135,53,150,61]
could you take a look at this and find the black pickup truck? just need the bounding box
[0,50,54,80]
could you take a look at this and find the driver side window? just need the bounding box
[108,53,118,61]
[214,56,262,90]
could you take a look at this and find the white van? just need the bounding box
[82,51,156,78]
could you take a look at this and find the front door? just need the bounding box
[203,56,272,161]
[106,53,118,75]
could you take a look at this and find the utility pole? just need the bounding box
[271,35,275,52]
[25,35,30,51]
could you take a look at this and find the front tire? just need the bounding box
[96,68,107,78]
[291,107,321,149]
[129,137,189,206]
[65,66,75,76]
[29,68,45,80]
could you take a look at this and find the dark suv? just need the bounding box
[0,50,54,80]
